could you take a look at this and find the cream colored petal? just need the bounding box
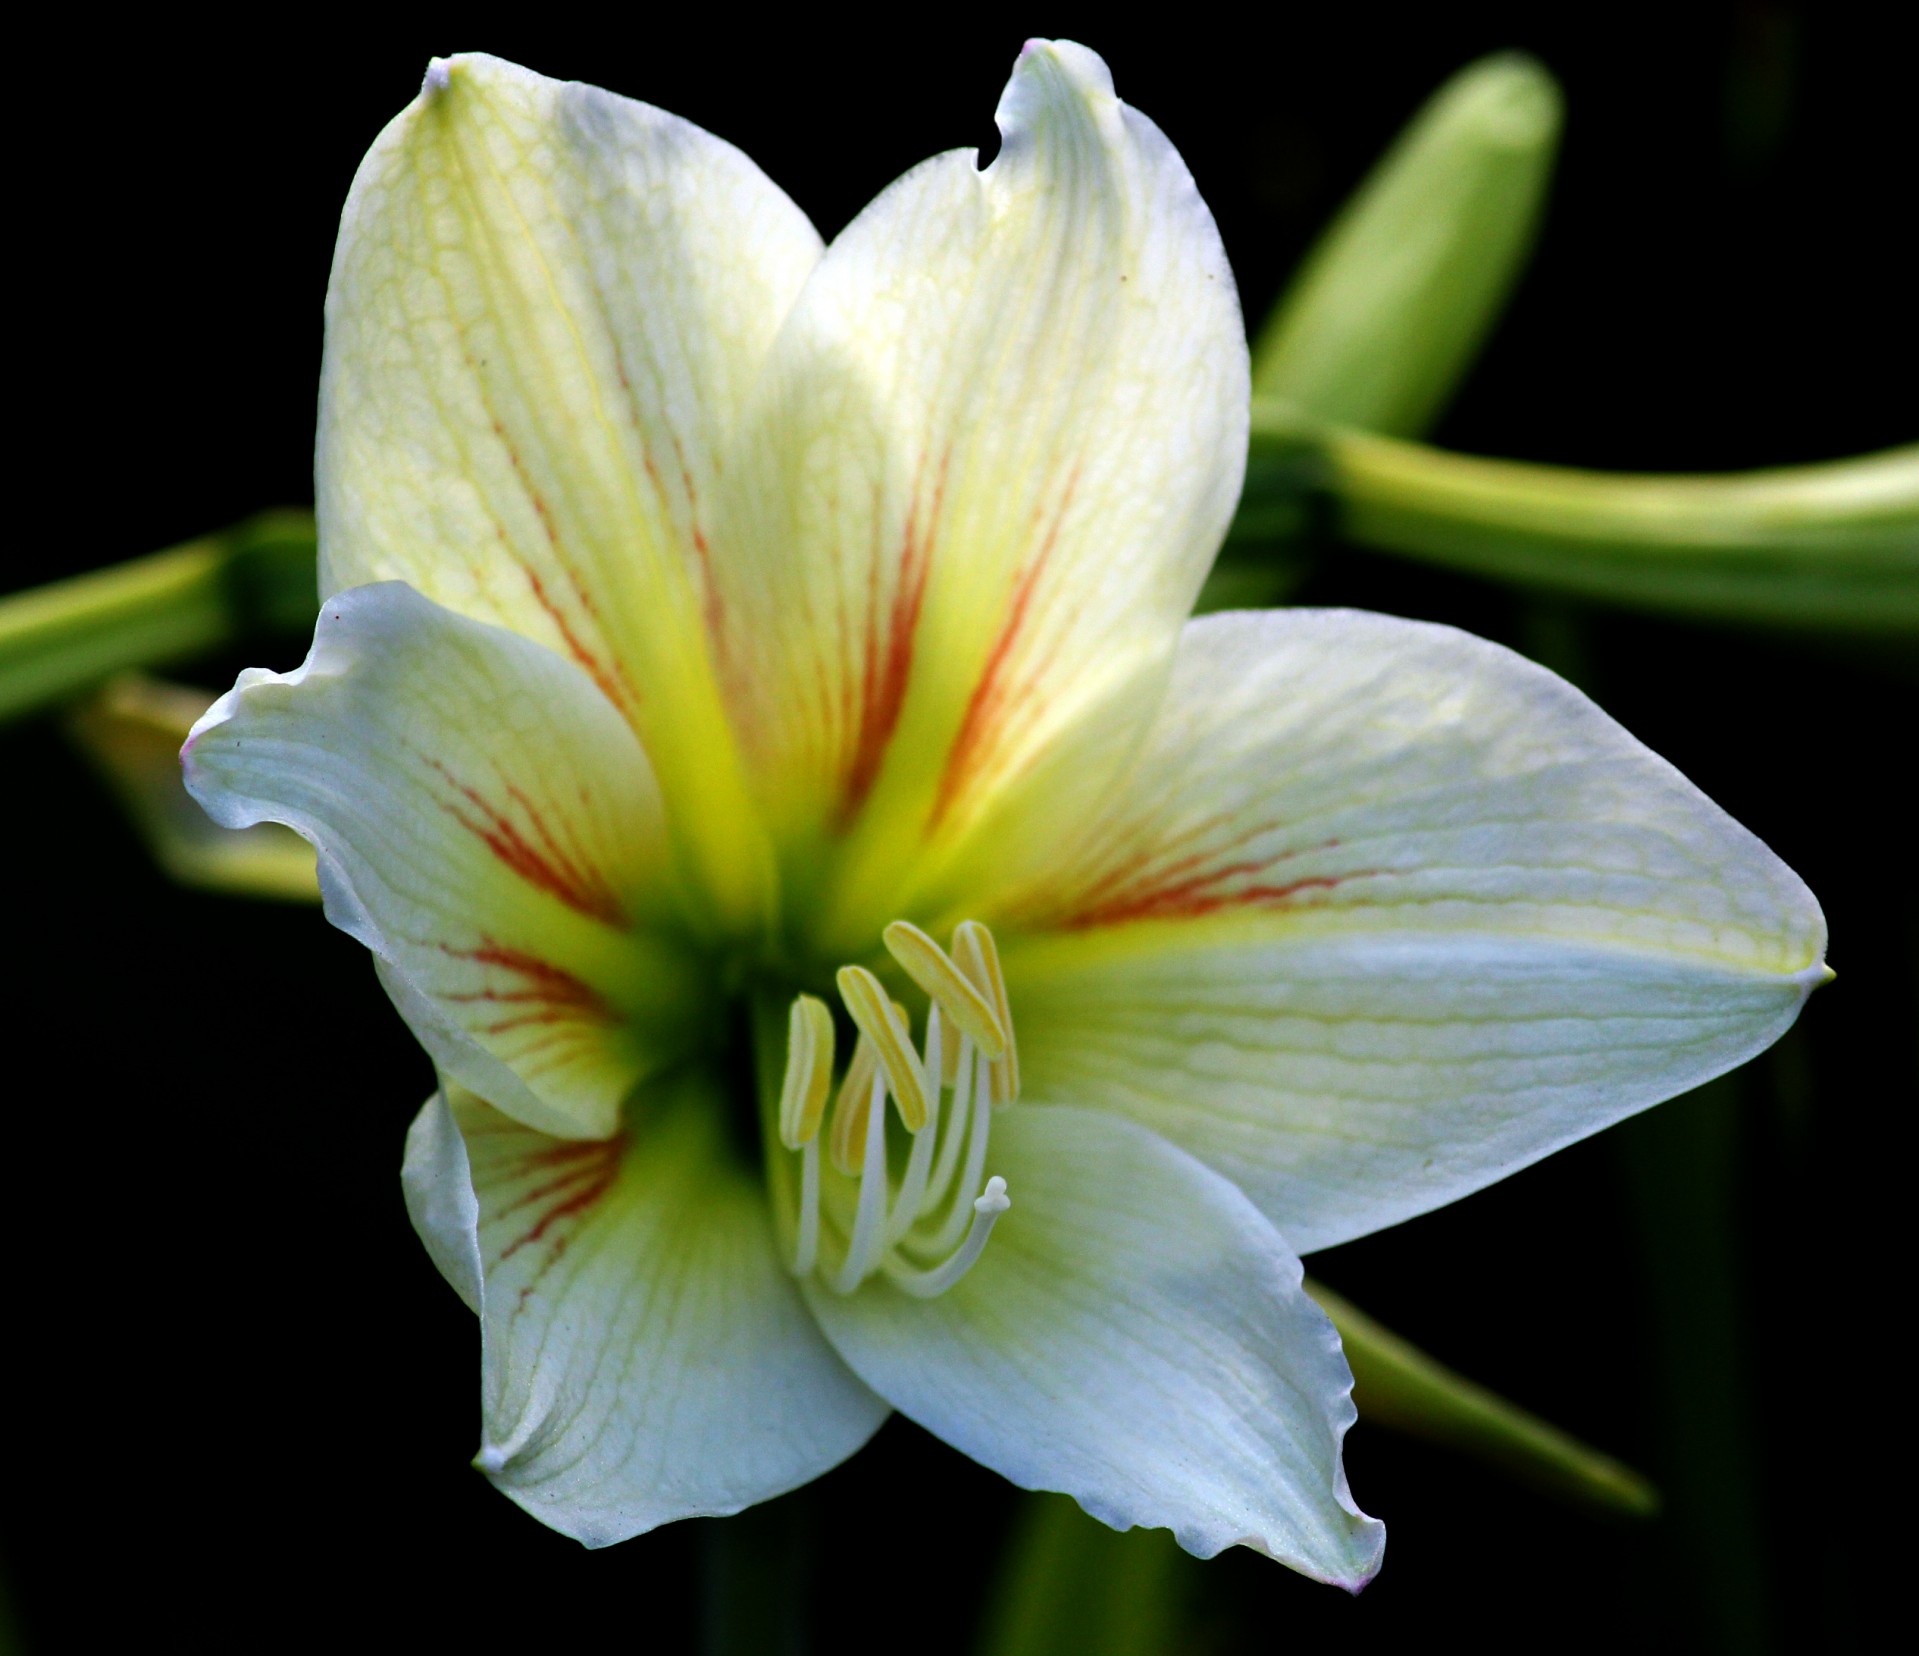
[713,40,1247,952]
[186,583,703,1140]
[319,53,822,931]
[996,610,1826,1253]
[405,1082,887,1544]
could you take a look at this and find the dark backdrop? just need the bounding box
[7,4,1912,1651]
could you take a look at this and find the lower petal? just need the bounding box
[403,1079,889,1545]
[801,1105,1383,1588]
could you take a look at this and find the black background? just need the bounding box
[5,3,1913,1651]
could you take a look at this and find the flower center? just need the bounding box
[773,920,1019,1298]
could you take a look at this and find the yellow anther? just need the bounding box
[953,921,1019,1106]
[837,965,930,1132]
[777,994,836,1150]
[882,922,1008,1060]
[828,1035,879,1174]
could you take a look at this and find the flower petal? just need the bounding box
[994,609,1827,1253]
[319,53,822,929]
[713,40,1247,947]
[802,1105,1383,1587]
[405,1081,888,1544]
[185,582,702,1140]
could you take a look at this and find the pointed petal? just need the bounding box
[803,1106,1383,1587]
[714,41,1247,943]
[320,53,821,928]
[404,1082,888,1543]
[185,582,703,1139]
[995,609,1827,1253]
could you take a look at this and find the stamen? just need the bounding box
[883,1178,1011,1298]
[777,994,836,1149]
[952,921,1019,1106]
[792,1138,821,1275]
[883,921,1007,1058]
[885,1004,942,1247]
[921,1032,977,1216]
[837,965,930,1130]
[921,1047,994,1256]
[828,1032,878,1175]
[781,922,1020,1299]
[834,1065,893,1293]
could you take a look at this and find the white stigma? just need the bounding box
[775,921,1021,1298]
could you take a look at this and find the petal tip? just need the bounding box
[422,57,452,96]
[472,1444,510,1475]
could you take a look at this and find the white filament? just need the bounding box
[791,956,1011,1298]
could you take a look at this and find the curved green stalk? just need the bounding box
[1307,1280,1659,1518]
[0,509,318,722]
[1248,403,1919,632]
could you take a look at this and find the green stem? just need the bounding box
[699,1496,814,1656]
[974,1492,1190,1656]
[0,509,318,722]
[1307,1280,1660,1518]
[1247,401,1919,632]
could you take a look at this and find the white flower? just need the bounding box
[184,42,1825,1590]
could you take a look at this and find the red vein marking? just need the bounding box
[496,1134,626,1261]
[483,405,632,713]
[1064,871,1369,930]
[1068,830,1346,916]
[933,465,1081,826]
[429,761,626,927]
[838,447,949,826]
[442,943,620,1025]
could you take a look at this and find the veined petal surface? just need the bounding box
[996,610,1827,1254]
[803,1106,1383,1587]
[714,40,1247,948]
[319,52,822,929]
[404,1083,888,1545]
[185,583,700,1140]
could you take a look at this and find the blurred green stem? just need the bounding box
[1615,1077,1772,1653]
[0,509,317,721]
[700,1498,813,1656]
[975,1493,1189,1656]
[1249,403,1919,632]
[1307,1280,1659,1518]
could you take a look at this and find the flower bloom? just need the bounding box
[184,43,1826,1589]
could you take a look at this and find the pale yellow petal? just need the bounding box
[712,41,1247,951]
[319,53,822,932]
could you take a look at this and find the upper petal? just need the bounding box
[995,609,1827,1253]
[712,41,1248,952]
[404,1081,888,1544]
[802,1105,1383,1587]
[319,53,822,930]
[185,582,702,1139]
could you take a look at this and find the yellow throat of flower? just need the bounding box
[775,920,1020,1298]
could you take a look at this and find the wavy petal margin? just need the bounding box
[405,1081,888,1543]
[185,583,701,1139]
[804,1106,1383,1588]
